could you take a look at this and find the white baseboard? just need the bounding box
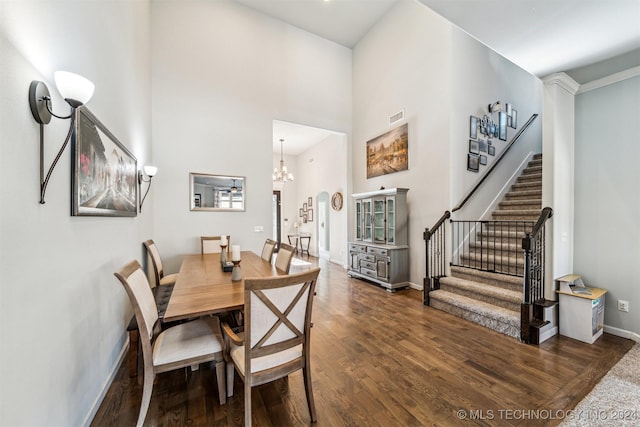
[82,335,129,427]
[603,325,640,343]
[408,281,421,291]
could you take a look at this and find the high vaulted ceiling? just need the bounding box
[244,0,640,153]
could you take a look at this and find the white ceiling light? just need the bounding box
[273,138,294,183]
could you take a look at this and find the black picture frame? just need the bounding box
[467,153,480,172]
[307,209,313,222]
[469,139,479,154]
[72,107,137,216]
[480,155,487,165]
[488,145,495,156]
[510,109,517,129]
[479,139,487,153]
[470,116,478,139]
[499,111,508,141]
[299,208,303,217]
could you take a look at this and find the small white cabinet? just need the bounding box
[349,188,409,291]
[556,275,607,344]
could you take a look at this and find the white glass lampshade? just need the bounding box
[143,165,158,177]
[54,71,95,108]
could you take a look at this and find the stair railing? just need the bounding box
[423,210,450,305]
[452,113,538,213]
[520,207,553,343]
[451,219,534,276]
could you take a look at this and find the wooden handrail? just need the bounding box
[452,113,539,213]
[424,210,451,240]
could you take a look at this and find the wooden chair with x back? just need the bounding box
[221,267,321,426]
[115,260,226,427]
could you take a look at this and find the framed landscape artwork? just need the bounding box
[71,107,138,216]
[366,123,408,179]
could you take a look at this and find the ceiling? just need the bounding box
[233,0,400,48]
[272,120,341,156]
[250,0,640,154]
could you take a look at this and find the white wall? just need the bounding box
[353,0,453,287]
[0,1,152,426]
[353,0,542,288]
[450,30,543,221]
[574,75,640,337]
[293,133,348,264]
[151,0,352,273]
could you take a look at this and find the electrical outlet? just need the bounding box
[617,300,629,312]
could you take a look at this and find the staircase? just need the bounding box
[429,154,544,339]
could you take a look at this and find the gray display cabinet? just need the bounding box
[349,188,409,291]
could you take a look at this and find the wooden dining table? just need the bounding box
[163,251,284,322]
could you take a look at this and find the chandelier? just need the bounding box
[273,138,294,183]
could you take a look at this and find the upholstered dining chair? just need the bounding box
[115,260,226,427]
[201,235,231,255]
[143,239,178,288]
[221,267,321,427]
[274,242,295,273]
[260,238,277,263]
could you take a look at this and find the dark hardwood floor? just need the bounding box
[92,257,634,426]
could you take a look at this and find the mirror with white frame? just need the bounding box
[190,173,245,211]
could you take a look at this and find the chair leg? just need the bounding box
[244,380,252,427]
[226,362,235,397]
[128,330,139,378]
[215,359,226,405]
[137,369,155,427]
[303,366,317,423]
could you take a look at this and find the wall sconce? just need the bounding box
[29,71,95,204]
[138,165,158,212]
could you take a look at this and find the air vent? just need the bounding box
[389,109,405,125]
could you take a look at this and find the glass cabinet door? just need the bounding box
[373,198,386,243]
[355,200,362,240]
[386,196,396,244]
[362,199,372,242]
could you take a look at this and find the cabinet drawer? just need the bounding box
[367,246,388,256]
[360,267,377,278]
[349,243,366,253]
[360,253,375,262]
[360,260,376,270]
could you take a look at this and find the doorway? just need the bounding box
[272,191,281,250]
[317,192,330,260]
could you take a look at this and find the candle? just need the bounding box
[220,235,227,245]
[231,245,241,261]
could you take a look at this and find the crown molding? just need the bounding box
[542,72,580,95]
[577,66,640,94]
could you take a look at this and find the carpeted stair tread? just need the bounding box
[469,241,521,252]
[492,209,541,220]
[499,199,542,209]
[505,189,542,200]
[517,173,542,182]
[429,290,520,338]
[522,166,542,175]
[511,181,542,191]
[439,276,521,311]
[450,265,523,290]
